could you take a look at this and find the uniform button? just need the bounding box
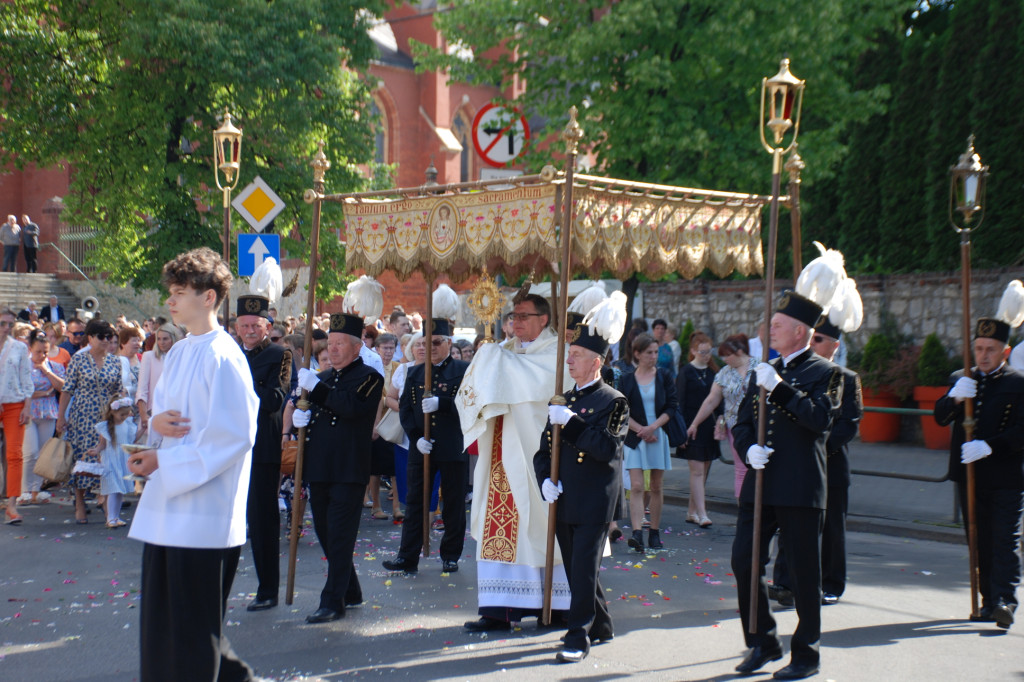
[767,430,773,436]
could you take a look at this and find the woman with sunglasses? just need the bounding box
[0,309,34,523]
[57,318,124,523]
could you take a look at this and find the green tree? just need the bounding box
[0,0,386,299]
[416,0,906,200]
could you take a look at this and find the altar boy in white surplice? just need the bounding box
[128,247,260,682]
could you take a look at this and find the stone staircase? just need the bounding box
[0,273,80,316]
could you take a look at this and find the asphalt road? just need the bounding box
[1,494,1021,681]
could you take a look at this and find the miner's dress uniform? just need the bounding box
[731,348,842,667]
[935,363,1024,616]
[242,337,294,602]
[397,355,470,565]
[304,357,384,612]
[533,379,629,653]
[774,365,862,598]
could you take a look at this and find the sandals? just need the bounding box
[105,520,127,529]
[685,513,700,525]
[5,510,23,525]
[370,510,390,520]
[699,514,713,528]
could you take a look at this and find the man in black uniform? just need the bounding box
[292,313,384,624]
[383,318,469,574]
[236,295,295,612]
[731,292,843,680]
[934,317,1024,629]
[771,317,863,607]
[534,320,629,663]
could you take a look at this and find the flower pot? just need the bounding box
[860,387,901,443]
[913,385,951,450]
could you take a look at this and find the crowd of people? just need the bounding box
[2,255,1021,682]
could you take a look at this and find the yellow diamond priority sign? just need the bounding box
[232,176,285,233]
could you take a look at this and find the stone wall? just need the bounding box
[62,267,313,323]
[642,266,1024,353]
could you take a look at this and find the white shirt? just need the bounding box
[360,344,384,376]
[129,327,258,549]
[0,338,33,404]
[1010,342,1024,372]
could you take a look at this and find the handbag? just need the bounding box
[663,409,689,449]
[34,436,74,483]
[713,416,728,441]
[280,439,298,476]
[376,408,405,445]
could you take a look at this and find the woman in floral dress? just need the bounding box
[56,318,123,523]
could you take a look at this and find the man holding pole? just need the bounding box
[934,312,1024,630]
[533,299,629,663]
[731,292,842,680]
[292,313,384,624]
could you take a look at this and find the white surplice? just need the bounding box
[457,327,574,610]
[128,327,258,549]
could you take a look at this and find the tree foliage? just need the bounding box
[0,0,386,298]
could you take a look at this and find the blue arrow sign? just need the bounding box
[237,234,280,277]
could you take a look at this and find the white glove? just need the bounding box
[292,409,311,428]
[754,362,782,392]
[961,439,992,464]
[548,405,574,426]
[422,395,439,414]
[541,478,563,503]
[416,437,434,455]
[949,376,977,400]
[297,367,320,392]
[747,444,774,470]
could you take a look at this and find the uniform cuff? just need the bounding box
[768,381,796,406]
[560,415,585,442]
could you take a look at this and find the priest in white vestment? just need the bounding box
[457,293,573,631]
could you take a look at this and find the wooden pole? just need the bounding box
[786,147,805,281]
[542,107,583,625]
[285,141,330,605]
[422,278,435,558]
[749,148,782,634]
[959,230,981,619]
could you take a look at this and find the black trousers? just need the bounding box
[23,246,37,273]
[774,485,848,596]
[555,520,612,652]
[246,462,281,600]
[309,481,364,611]
[733,502,824,666]
[398,453,467,563]
[140,543,254,682]
[957,482,1024,609]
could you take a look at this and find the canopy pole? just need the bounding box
[543,107,584,625]
[959,229,980,618]
[286,141,330,605]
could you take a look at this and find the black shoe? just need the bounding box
[773,661,820,680]
[821,593,839,605]
[589,628,614,644]
[305,607,343,624]
[970,605,995,622]
[609,528,623,543]
[246,597,278,612]
[382,557,419,574]
[627,529,645,553]
[555,647,588,663]
[647,528,663,550]
[464,617,511,632]
[735,645,783,674]
[993,601,1015,629]
[769,584,794,607]
[442,560,459,573]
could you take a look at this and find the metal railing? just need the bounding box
[42,242,152,322]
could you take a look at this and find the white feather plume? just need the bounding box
[567,282,608,316]
[582,291,627,344]
[250,257,283,304]
[342,275,384,324]
[827,277,864,333]
[432,284,460,321]
[795,241,847,312]
[996,280,1024,329]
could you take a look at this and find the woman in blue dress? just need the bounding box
[619,333,679,553]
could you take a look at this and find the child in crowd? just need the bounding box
[95,397,136,528]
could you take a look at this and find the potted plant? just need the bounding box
[857,332,902,442]
[914,333,953,450]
